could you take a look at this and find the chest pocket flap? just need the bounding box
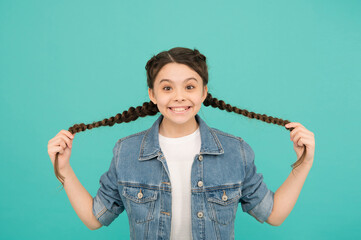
[122,186,158,203]
[207,188,242,205]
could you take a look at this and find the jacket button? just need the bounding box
[222,190,228,201]
[197,211,204,218]
[198,155,203,161]
[197,181,203,187]
[137,190,143,199]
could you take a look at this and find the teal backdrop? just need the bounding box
[1,0,360,239]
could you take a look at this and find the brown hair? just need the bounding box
[54,47,306,187]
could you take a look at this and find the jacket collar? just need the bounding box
[138,114,224,161]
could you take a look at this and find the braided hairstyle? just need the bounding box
[54,47,306,186]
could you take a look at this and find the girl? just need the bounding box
[47,47,315,240]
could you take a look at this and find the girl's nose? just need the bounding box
[174,90,186,101]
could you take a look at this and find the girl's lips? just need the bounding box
[168,106,191,114]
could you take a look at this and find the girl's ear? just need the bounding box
[202,85,208,102]
[148,88,157,105]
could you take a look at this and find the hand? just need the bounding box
[47,130,75,171]
[285,122,315,165]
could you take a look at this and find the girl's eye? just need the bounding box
[162,86,195,91]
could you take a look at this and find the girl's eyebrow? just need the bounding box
[159,77,198,84]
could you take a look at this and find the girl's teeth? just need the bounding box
[170,107,190,112]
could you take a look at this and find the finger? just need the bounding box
[60,130,75,140]
[292,131,309,143]
[58,134,73,148]
[293,134,314,147]
[297,138,304,147]
[291,136,304,148]
[55,146,65,154]
[51,146,64,155]
[48,146,62,156]
[295,138,315,151]
[290,125,312,136]
[59,140,66,149]
[53,136,69,150]
[290,127,306,140]
[292,129,314,143]
[287,124,313,137]
[285,122,303,129]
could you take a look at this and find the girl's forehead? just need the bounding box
[159,63,197,75]
[155,64,200,83]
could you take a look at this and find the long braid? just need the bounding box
[54,101,159,185]
[55,92,305,186]
[203,92,306,170]
[68,102,159,133]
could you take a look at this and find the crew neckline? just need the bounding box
[159,127,200,143]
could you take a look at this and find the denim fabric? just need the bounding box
[93,113,274,240]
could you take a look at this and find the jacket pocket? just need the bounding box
[206,187,242,225]
[122,186,158,224]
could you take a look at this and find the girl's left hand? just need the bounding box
[285,122,315,165]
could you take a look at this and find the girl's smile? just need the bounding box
[168,106,192,114]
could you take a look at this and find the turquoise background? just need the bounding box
[1,0,360,239]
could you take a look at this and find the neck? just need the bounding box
[159,116,199,138]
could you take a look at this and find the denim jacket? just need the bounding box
[93,113,274,240]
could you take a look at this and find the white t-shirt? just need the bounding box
[158,127,201,240]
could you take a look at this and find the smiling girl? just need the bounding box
[47,47,315,240]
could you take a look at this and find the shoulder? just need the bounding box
[114,129,148,146]
[210,127,244,143]
[119,129,148,142]
[110,130,149,158]
[210,127,253,153]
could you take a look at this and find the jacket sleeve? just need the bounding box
[92,139,125,226]
[239,140,274,223]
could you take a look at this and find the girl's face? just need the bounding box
[148,62,208,128]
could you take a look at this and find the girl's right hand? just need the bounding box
[48,130,75,171]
